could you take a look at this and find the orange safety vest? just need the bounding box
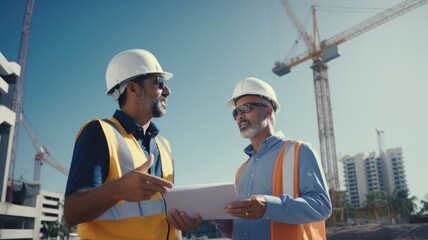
[236,140,326,240]
[76,118,177,240]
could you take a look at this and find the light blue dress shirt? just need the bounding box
[231,132,332,240]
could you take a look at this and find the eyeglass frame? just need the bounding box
[132,74,166,90]
[232,102,269,120]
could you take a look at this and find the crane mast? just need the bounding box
[274,0,427,225]
[8,0,35,185]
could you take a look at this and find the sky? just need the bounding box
[1,0,427,207]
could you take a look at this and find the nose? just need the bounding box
[236,111,245,121]
[162,84,171,97]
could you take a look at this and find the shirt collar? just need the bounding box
[113,110,160,137]
[243,131,285,157]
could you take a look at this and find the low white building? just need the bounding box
[1,52,65,239]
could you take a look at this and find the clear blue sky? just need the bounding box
[1,0,427,206]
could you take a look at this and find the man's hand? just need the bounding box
[117,154,173,201]
[166,209,202,231]
[225,195,266,219]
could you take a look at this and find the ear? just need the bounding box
[126,81,139,95]
[265,106,273,119]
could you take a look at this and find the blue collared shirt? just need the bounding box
[65,110,162,196]
[232,132,331,240]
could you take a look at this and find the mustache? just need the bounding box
[157,96,167,102]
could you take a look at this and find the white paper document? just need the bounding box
[163,182,239,219]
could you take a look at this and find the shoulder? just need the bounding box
[298,141,317,153]
[75,119,104,142]
[284,139,318,159]
[83,119,102,131]
[284,139,314,150]
[157,135,170,145]
[156,135,173,151]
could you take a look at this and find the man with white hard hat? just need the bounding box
[219,77,332,239]
[64,49,201,239]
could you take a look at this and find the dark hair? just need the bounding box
[118,90,127,108]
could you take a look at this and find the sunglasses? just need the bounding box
[133,75,166,90]
[232,102,268,120]
[151,76,166,89]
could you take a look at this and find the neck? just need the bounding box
[121,105,152,127]
[249,127,274,153]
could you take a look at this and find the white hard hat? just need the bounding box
[225,77,281,113]
[105,49,173,100]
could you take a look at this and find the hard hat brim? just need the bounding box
[225,94,281,113]
[106,71,173,96]
[225,97,236,109]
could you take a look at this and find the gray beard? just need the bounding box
[240,119,267,139]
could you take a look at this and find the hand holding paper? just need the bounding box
[163,182,240,220]
[225,195,267,219]
[166,208,202,231]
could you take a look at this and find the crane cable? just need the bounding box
[266,0,314,63]
[267,0,280,61]
[313,5,386,14]
[284,8,312,62]
[268,2,385,65]
[23,116,70,169]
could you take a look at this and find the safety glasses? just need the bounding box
[232,102,268,120]
[133,75,166,90]
[151,76,166,90]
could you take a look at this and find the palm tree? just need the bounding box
[342,201,356,224]
[363,191,383,222]
[390,188,417,223]
[58,222,71,239]
[40,221,59,239]
[379,190,392,224]
[418,194,428,216]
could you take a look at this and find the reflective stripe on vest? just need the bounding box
[95,118,173,220]
[271,140,326,240]
[96,198,165,220]
[235,140,326,240]
[76,118,176,239]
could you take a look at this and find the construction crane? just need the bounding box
[273,0,427,224]
[376,129,386,155]
[21,113,68,183]
[8,0,35,188]
[375,129,392,224]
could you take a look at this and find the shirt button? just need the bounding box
[256,158,259,161]
[251,174,254,177]
[244,232,247,235]
[247,193,250,196]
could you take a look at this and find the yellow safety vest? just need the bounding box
[76,118,177,240]
[236,140,326,240]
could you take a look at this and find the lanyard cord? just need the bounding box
[161,193,171,240]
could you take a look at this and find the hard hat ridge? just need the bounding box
[225,77,281,113]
